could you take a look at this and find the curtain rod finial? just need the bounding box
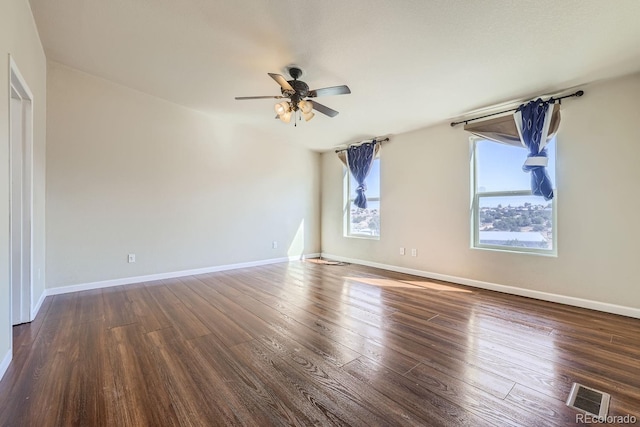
[576,90,584,97]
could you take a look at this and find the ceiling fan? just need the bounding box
[235,67,351,123]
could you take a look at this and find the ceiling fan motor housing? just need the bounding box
[279,67,307,109]
[277,67,307,109]
[283,80,310,109]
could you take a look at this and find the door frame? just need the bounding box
[8,55,35,325]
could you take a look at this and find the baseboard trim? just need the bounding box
[321,253,640,319]
[46,253,320,296]
[31,290,47,321]
[0,349,11,383]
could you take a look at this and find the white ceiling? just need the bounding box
[29,0,640,151]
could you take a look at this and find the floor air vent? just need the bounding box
[566,383,610,418]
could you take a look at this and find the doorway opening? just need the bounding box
[9,56,34,326]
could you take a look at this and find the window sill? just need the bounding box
[471,245,557,257]
[344,234,380,241]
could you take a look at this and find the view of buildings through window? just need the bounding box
[346,158,380,237]
[474,138,556,252]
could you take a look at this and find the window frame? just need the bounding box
[343,157,380,240]
[470,137,557,256]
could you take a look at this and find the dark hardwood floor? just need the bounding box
[1,260,639,426]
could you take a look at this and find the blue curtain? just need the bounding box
[346,141,377,209]
[515,99,555,201]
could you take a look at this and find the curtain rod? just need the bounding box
[450,90,584,127]
[334,137,390,153]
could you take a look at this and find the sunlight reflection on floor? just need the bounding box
[304,258,344,265]
[345,277,473,293]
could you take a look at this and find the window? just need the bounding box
[472,138,556,254]
[344,157,380,238]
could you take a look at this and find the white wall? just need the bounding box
[0,0,47,378]
[46,62,320,288]
[322,73,640,314]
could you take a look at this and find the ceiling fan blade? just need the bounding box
[309,100,339,117]
[268,73,294,92]
[235,95,284,100]
[308,85,351,98]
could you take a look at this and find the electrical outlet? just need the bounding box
[128,253,136,263]
[411,249,417,257]
[272,241,278,249]
[400,247,405,255]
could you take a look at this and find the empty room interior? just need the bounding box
[1,0,640,425]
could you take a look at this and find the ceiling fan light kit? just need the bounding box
[299,100,313,114]
[274,101,290,115]
[236,67,351,125]
[279,110,292,123]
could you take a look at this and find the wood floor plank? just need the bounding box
[230,338,389,426]
[102,286,137,328]
[0,310,80,426]
[169,278,254,347]
[342,356,494,427]
[505,383,583,427]
[1,260,639,426]
[159,302,212,341]
[123,284,173,333]
[189,333,299,426]
[242,334,431,427]
[423,311,640,398]
[76,288,106,324]
[146,283,212,340]
[207,279,363,368]
[104,323,181,426]
[70,318,111,427]
[389,311,574,400]
[406,362,548,427]
[145,327,246,425]
[10,296,53,370]
[45,292,79,320]
[183,276,276,340]
[265,298,420,374]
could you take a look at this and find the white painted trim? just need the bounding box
[8,55,35,326]
[9,56,34,100]
[321,253,640,319]
[45,254,321,296]
[0,349,11,383]
[31,290,46,321]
